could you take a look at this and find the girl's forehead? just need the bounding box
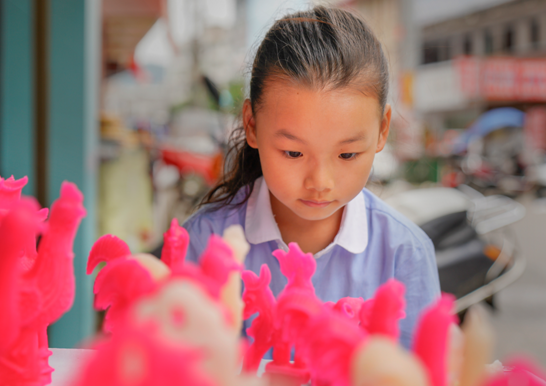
[256,83,383,134]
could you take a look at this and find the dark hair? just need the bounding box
[200,5,389,208]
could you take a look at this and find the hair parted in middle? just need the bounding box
[200,5,389,209]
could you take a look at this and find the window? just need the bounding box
[530,18,540,49]
[503,25,514,53]
[422,40,452,64]
[423,42,439,64]
[484,29,494,55]
[464,34,473,55]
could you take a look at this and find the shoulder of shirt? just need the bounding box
[362,187,433,251]
[182,186,250,236]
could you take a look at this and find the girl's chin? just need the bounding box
[291,204,342,222]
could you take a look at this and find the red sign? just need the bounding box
[456,56,481,98]
[482,58,518,100]
[455,56,546,102]
[518,60,546,101]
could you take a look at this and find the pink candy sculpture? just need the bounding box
[241,243,460,386]
[87,235,158,333]
[73,325,214,386]
[413,294,457,386]
[88,221,244,335]
[161,218,190,270]
[83,223,263,386]
[241,265,277,372]
[0,175,86,386]
[363,279,406,340]
[484,358,546,386]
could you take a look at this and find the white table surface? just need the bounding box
[49,348,269,385]
[49,349,95,386]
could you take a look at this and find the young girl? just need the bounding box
[183,5,440,350]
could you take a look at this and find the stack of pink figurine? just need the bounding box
[79,212,546,386]
[2,173,546,386]
[0,175,86,386]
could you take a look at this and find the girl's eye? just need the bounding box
[285,151,303,158]
[339,153,358,160]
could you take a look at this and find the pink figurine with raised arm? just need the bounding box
[0,177,86,386]
[242,265,277,372]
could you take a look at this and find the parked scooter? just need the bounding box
[385,185,526,316]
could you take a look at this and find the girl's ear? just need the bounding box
[243,99,258,149]
[376,104,392,153]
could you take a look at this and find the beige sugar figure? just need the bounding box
[221,225,250,332]
[350,337,431,386]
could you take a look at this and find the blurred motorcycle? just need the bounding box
[385,185,526,317]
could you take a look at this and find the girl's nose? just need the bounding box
[304,161,334,192]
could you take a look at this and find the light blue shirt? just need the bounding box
[183,177,441,349]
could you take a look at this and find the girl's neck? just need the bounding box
[270,193,344,255]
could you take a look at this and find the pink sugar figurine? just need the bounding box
[0,198,42,355]
[87,234,132,274]
[242,264,277,372]
[484,358,546,386]
[171,234,242,300]
[161,218,189,270]
[88,235,164,333]
[199,234,242,289]
[328,297,365,325]
[413,294,457,386]
[365,279,406,340]
[0,179,86,386]
[93,258,157,333]
[73,327,214,386]
[298,308,367,386]
[272,242,316,295]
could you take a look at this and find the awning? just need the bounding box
[453,107,525,153]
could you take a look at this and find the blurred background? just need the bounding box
[1,0,546,364]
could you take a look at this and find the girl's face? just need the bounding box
[243,82,391,223]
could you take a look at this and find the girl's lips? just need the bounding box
[300,199,333,208]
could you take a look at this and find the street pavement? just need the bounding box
[485,195,546,366]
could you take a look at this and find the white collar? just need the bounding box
[244,177,368,258]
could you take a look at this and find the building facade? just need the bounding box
[415,0,546,140]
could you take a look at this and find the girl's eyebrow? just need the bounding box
[274,129,367,145]
[338,133,366,145]
[274,129,305,143]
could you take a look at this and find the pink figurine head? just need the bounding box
[0,175,28,216]
[199,235,242,287]
[93,258,157,333]
[87,234,132,274]
[273,243,316,295]
[161,218,189,270]
[46,182,86,237]
[365,279,406,340]
[242,265,276,320]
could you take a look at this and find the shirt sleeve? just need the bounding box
[182,212,215,263]
[395,236,441,350]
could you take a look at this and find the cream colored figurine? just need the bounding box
[221,225,250,332]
